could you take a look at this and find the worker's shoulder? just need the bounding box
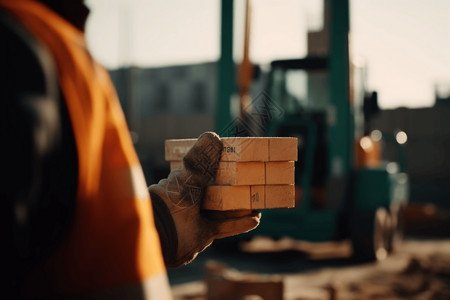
[0,9,56,96]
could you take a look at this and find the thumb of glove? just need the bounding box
[151,132,222,211]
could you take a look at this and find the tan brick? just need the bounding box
[221,137,269,162]
[264,185,295,209]
[203,185,251,210]
[265,161,295,185]
[268,137,298,161]
[215,162,265,185]
[203,184,295,210]
[165,139,196,161]
[170,161,183,170]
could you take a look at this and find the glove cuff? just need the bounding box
[149,191,178,267]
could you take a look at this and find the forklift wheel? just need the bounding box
[351,207,391,262]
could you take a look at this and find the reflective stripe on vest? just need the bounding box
[0,1,172,298]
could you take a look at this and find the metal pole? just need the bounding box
[329,0,352,175]
[216,0,235,134]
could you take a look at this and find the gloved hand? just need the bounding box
[149,132,261,267]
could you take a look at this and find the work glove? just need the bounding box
[149,132,261,267]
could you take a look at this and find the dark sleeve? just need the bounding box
[149,191,179,267]
[0,11,78,294]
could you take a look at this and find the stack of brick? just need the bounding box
[165,137,298,210]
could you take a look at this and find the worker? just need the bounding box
[0,0,261,298]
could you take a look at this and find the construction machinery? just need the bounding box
[216,0,409,261]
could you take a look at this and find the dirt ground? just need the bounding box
[170,205,450,300]
[283,239,450,300]
[171,239,450,300]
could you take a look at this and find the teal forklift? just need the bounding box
[216,0,409,261]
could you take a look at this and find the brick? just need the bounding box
[221,137,269,162]
[203,185,251,210]
[265,161,295,185]
[268,137,298,161]
[265,185,295,209]
[170,161,182,170]
[216,162,265,185]
[165,139,196,161]
[203,184,295,210]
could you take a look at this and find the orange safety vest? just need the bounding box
[1,0,172,298]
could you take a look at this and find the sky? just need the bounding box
[85,0,450,109]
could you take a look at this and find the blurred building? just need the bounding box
[109,63,217,182]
